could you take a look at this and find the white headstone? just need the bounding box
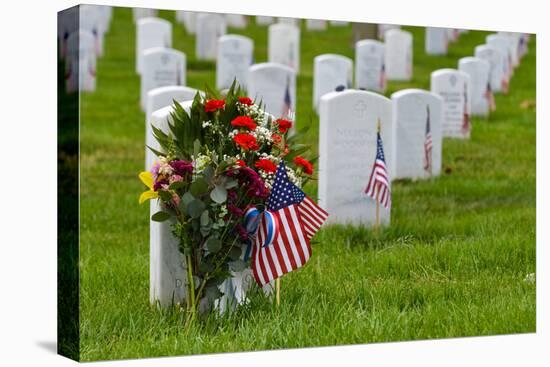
[247,63,296,119]
[378,24,400,40]
[226,14,248,29]
[385,29,413,81]
[133,8,157,22]
[355,40,386,93]
[80,5,105,58]
[136,17,172,74]
[150,101,257,310]
[256,16,275,25]
[391,89,443,180]
[458,57,491,116]
[313,54,353,111]
[430,69,471,139]
[145,86,200,170]
[318,89,393,225]
[330,20,349,27]
[475,44,505,94]
[278,17,300,27]
[58,7,78,59]
[306,19,327,31]
[196,13,227,60]
[98,5,112,34]
[140,48,186,110]
[498,31,520,68]
[425,27,448,55]
[149,101,193,307]
[65,30,96,93]
[268,23,300,72]
[487,34,512,83]
[182,11,198,34]
[216,35,254,90]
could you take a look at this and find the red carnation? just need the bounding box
[255,159,277,173]
[235,159,246,167]
[231,116,257,130]
[233,133,259,151]
[294,156,314,175]
[238,97,253,105]
[272,133,282,144]
[276,118,292,133]
[204,99,225,113]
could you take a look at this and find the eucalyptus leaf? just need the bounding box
[205,285,222,302]
[228,246,242,261]
[188,199,206,219]
[190,177,209,196]
[224,178,238,189]
[210,185,227,204]
[205,237,222,253]
[200,210,210,226]
[181,192,194,206]
[229,260,246,272]
[151,211,170,222]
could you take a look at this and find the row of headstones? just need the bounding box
[135,15,296,117]
[313,28,414,111]
[59,5,113,93]
[320,32,529,225]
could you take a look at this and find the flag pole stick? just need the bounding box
[375,189,380,230]
[276,278,281,307]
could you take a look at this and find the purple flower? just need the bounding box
[232,167,267,199]
[153,178,169,192]
[228,204,244,217]
[169,160,193,177]
[235,223,248,241]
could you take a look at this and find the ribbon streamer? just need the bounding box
[243,207,279,261]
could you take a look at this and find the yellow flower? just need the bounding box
[139,171,158,204]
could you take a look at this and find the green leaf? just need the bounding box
[210,185,227,204]
[205,285,222,302]
[181,192,194,206]
[200,210,210,226]
[203,165,215,182]
[205,237,222,253]
[188,199,206,219]
[158,190,172,202]
[229,260,246,272]
[228,246,242,261]
[190,177,209,196]
[169,181,186,190]
[199,261,215,273]
[224,178,238,189]
[193,139,201,158]
[151,211,170,222]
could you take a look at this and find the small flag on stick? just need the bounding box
[365,119,391,210]
[423,106,433,175]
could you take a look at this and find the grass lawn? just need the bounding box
[77,7,536,361]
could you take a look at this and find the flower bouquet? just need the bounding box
[139,83,327,323]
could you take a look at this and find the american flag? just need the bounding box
[365,123,391,209]
[251,161,328,287]
[282,77,293,119]
[462,83,471,135]
[485,80,496,112]
[423,105,433,174]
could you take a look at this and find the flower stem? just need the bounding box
[186,253,196,322]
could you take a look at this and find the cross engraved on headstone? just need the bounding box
[353,100,368,118]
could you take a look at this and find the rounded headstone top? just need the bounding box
[151,99,193,121]
[391,88,443,102]
[320,88,391,104]
[248,62,296,74]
